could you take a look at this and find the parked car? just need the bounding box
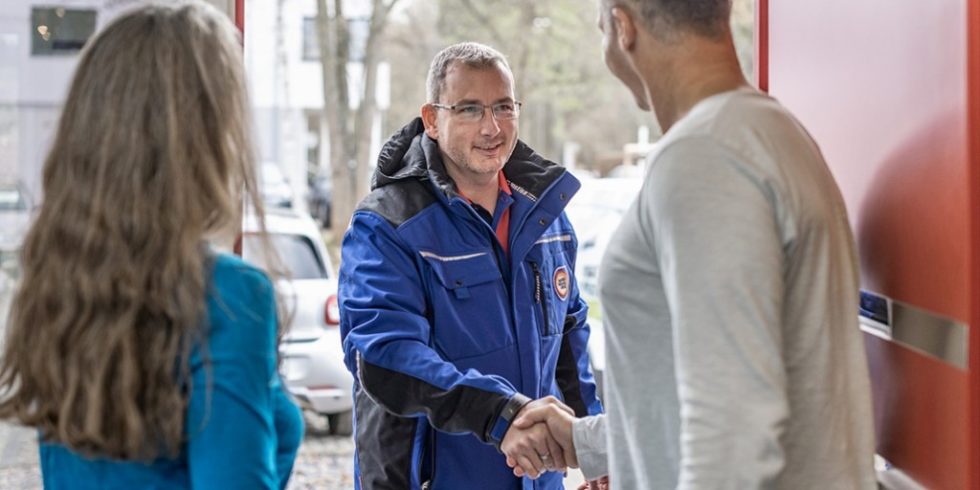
[307,172,332,228]
[566,176,643,299]
[242,208,353,435]
[260,163,294,209]
[0,181,34,277]
[565,175,643,399]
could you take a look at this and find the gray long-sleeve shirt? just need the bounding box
[573,88,876,489]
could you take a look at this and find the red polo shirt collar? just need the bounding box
[458,171,512,255]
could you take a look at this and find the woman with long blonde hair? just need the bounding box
[0,2,303,488]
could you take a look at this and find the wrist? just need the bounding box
[488,393,531,449]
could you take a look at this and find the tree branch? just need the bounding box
[457,0,505,46]
[382,0,402,18]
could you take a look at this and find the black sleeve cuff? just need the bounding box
[486,393,532,450]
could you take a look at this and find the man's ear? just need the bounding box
[421,103,439,139]
[611,6,637,52]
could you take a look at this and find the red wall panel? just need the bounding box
[768,0,968,321]
[865,336,968,489]
[764,0,973,487]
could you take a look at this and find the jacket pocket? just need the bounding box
[420,249,511,360]
[421,250,501,297]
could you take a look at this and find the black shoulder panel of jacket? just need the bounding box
[355,178,437,228]
[354,383,418,490]
[555,315,588,417]
[357,355,510,444]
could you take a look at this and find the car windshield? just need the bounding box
[243,233,327,280]
[262,165,287,185]
[0,188,26,211]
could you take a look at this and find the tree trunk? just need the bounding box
[317,0,399,239]
[350,0,390,199]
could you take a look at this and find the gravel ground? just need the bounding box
[0,423,41,490]
[0,265,43,490]
[287,412,356,489]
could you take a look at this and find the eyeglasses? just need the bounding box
[430,101,522,122]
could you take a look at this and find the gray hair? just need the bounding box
[425,42,512,103]
[614,0,731,39]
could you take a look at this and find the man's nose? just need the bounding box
[479,107,501,135]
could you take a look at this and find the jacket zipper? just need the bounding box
[420,426,437,490]
[530,262,550,335]
[457,199,507,278]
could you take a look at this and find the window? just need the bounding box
[301,16,369,62]
[31,7,96,56]
[0,186,28,211]
[302,17,318,61]
[243,233,328,280]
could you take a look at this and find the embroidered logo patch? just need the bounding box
[553,266,569,301]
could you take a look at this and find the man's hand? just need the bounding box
[510,401,579,469]
[500,396,573,479]
[577,476,610,490]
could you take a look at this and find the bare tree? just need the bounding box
[316,0,401,238]
[433,0,622,161]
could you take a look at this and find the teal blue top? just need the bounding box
[39,253,304,489]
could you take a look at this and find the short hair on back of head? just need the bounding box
[426,42,512,103]
[618,0,732,39]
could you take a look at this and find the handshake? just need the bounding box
[500,396,609,489]
[500,396,577,478]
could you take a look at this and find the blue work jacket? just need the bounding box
[339,118,602,490]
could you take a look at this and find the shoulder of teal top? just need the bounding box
[211,252,272,289]
[207,252,276,319]
[185,252,286,489]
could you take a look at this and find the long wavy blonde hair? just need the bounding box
[0,2,269,460]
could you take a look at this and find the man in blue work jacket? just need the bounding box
[338,42,603,490]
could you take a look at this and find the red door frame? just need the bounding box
[235,0,244,34]
[233,0,245,257]
[968,0,980,486]
[754,0,768,92]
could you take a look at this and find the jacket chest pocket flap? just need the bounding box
[420,250,501,299]
[420,250,511,361]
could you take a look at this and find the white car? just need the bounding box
[0,181,34,278]
[242,209,353,435]
[259,163,295,209]
[565,176,643,398]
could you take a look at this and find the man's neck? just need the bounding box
[443,156,500,214]
[639,35,749,132]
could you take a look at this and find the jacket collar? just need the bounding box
[372,117,568,204]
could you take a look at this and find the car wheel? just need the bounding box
[327,409,353,436]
